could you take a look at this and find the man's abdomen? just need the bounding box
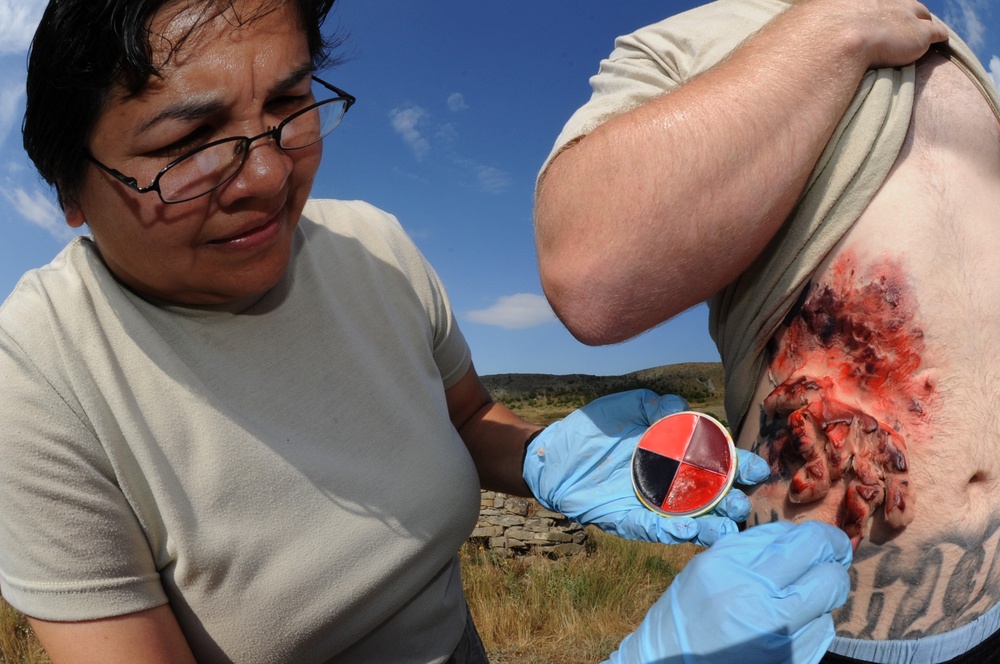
[737,52,1000,640]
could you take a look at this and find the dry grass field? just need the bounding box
[0,599,48,664]
[0,365,720,662]
[462,531,700,663]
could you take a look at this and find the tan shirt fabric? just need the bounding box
[0,199,479,663]
[540,0,1000,435]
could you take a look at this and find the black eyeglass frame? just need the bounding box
[86,76,356,204]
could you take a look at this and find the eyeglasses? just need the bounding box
[87,76,355,204]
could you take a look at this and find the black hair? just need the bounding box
[23,0,340,208]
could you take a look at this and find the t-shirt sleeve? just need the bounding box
[0,329,165,621]
[306,199,473,390]
[376,218,472,390]
[409,252,472,390]
[538,0,789,178]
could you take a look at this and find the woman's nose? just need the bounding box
[216,129,293,203]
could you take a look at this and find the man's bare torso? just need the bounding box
[737,49,1000,640]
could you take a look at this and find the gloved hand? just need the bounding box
[607,521,853,664]
[522,389,770,547]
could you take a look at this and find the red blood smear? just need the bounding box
[769,252,930,417]
[639,412,698,458]
[664,464,727,513]
[763,250,932,544]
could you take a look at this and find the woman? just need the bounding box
[0,0,849,662]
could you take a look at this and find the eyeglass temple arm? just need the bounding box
[311,75,356,109]
[87,156,159,194]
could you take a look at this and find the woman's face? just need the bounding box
[67,0,323,304]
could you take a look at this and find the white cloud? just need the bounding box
[467,294,557,329]
[990,56,1000,93]
[435,122,458,147]
[389,99,509,193]
[0,0,45,56]
[474,165,511,194]
[945,0,986,51]
[1,184,75,242]
[447,93,468,112]
[450,157,512,195]
[389,105,430,160]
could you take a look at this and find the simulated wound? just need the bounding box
[760,252,933,548]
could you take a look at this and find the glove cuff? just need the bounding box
[522,427,546,471]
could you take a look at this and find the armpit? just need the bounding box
[757,251,935,549]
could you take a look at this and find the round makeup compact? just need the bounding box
[631,411,737,518]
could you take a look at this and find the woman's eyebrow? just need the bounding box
[136,97,227,135]
[134,64,315,136]
[271,63,316,95]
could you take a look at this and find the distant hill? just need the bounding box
[482,362,726,424]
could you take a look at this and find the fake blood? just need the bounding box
[633,412,735,517]
[762,251,933,549]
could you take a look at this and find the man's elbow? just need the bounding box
[535,156,651,345]
[539,263,639,346]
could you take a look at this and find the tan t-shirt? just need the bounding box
[0,199,480,663]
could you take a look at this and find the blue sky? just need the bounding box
[1,1,998,377]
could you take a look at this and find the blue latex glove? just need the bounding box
[607,521,853,664]
[522,389,770,547]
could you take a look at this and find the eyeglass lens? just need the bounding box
[157,97,348,203]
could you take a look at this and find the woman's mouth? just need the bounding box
[209,213,284,251]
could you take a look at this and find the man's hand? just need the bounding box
[795,0,949,68]
[523,390,770,547]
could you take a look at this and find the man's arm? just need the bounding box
[28,605,198,664]
[534,0,947,345]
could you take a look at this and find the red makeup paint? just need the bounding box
[631,412,737,518]
[761,251,932,547]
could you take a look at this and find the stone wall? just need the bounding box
[472,491,589,557]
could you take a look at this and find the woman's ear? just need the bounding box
[59,187,86,228]
[64,204,86,229]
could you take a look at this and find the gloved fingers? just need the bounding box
[735,448,771,485]
[711,488,752,523]
[698,521,806,569]
[617,512,739,547]
[658,514,703,543]
[643,392,690,423]
[745,522,854,588]
[587,389,688,430]
[606,522,847,664]
[572,389,656,430]
[691,515,739,546]
[613,509,701,544]
[777,560,852,632]
[789,618,839,664]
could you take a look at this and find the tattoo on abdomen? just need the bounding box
[832,518,1000,639]
[752,494,1000,638]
